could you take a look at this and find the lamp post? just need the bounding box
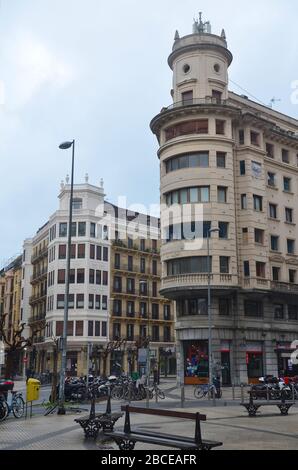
[207,227,220,389]
[57,140,75,415]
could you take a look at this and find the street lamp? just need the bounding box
[207,227,220,389]
[57,140,75,415]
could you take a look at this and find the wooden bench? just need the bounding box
[104,405,223,450]
[75,395,123,439]
[241,390,295,417]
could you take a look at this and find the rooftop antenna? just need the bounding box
[269,97,281,108]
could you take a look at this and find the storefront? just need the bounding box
[246,342,263,383]
[66,351,78,377]
[183,340,209,384]
[276,343,298,377]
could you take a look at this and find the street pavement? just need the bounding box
[1,379,297,450]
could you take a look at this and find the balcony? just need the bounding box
[31,267,48,284]
[31,247,48,264]
[28,313,46,324]
[270,281,298,294]
[29,292,47,305]
[242,278,270,290]
[161,273,238,297]
[113,240,160,256]
[161,97,231,112]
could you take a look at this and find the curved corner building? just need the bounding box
[150,16,298,385]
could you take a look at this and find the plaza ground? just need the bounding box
[1,380,297,450]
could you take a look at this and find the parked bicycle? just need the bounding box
[194,382,222,400]
[149,383,165,400]
[0,391,25,422]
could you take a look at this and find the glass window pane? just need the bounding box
[180,189,188,204]
[189,188,198,203]
[200,187,210,202]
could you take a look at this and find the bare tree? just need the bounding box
[0,314,45,378]
[101,339,126,377]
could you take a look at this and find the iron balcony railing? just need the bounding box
[161,97,231,112]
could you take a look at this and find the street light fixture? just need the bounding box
[57,139,75,415]
[207,227,220,390]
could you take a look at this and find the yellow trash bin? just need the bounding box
[26,378,41,402]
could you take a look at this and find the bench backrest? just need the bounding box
[121,406,206,445]
[120,406,206,421]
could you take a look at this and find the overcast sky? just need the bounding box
[0,0,297,265]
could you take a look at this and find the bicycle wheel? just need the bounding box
[44,402,58,416]
[194,385,205,399]
[12,396,25,419]
[157,388,165,400]
[0,401,9,422]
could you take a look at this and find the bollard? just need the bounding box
[181,386,185,408]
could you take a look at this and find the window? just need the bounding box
[71,244,76,259]
[89,269,95,284]
[102,296,107,310]
[239,129,245,145]
[68,294,74,309]
[57,294,64,310]
[95,322,100,337]
[271,236,279,251]
[288,305,298,320]
[256,262,266,278]
[140,303,147,318]
[241,194,247,210]
[274,304,284,320]
[58,269,65,284]
[253,195,263,212]
[96,270,101,285]
[216,120,225,135]
[59,223,67,237]
[127,324,134,341]
[166,186,210,205]
[78,222,86,236]
[152,303,159,320]
[139,280,147,296]
[244,300,263,317]
[255,229,264,245]
[152,326,159,342]
[127,301,135,317]
[76,294,84,309]
[164,304,171,320]
[90,223,96,238]
[90,244,95,259]
[217,186,227,203]
[102,321,107,336]
[140,258,146,273]
[244,261,250,277]
[289,270,296,284]
[77,269,85,284]
[59,244,66,259]
[240,160,246,175]
[152,260,157,275]
[167,257,211,275]
[69,269,75,284]
[72,198,82,210]
[75,321,83,336]
[212,89,222,102]
[71,222,77,237]
[89,294,94,309]
[181,90,193,105]
[96,245,102,260]
[78,244,85,259]
[88,321,94,337]
[219,298,230,316]
[282,149,289,164]
[250,131,260,146]
[285,208,293,223]
[113,300,122,316]
[165,119,209,141]
[128,238,133,249]
[56,321,63,336]
[216,152,226,168]
[269,204,277,219]
[152,281,157,297]
[283,177,291,192]
[95,295,101,310]
[140,239,146,251]
[267,172,275,187]
[128,256,133,271]
[220,257,229,274]
[166,152,209,172]
[140,325,147,338]
[102,271,108,285]
[103,247,108,261]
[272,267,280,281]
[115,253,120,269]
[219,222,229,239]
[287,239,295,254]
[176,298,207,316]
[266,143,274,158]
